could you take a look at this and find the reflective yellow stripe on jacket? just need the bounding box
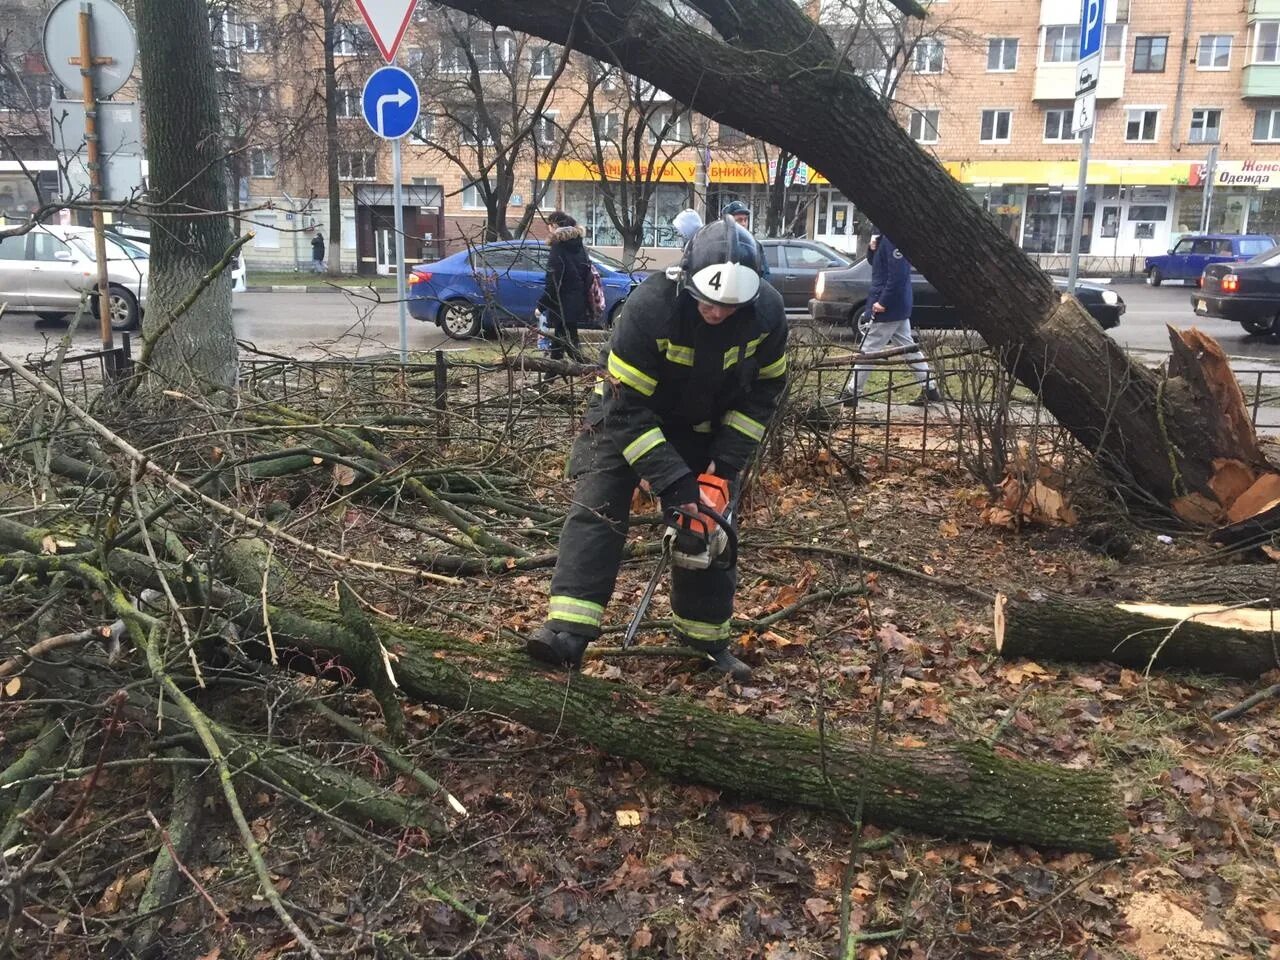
[723,409,766,442]
[548,595,604,628]
[607,352,658,396]
[622,427,666,465]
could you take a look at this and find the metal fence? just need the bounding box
[0,336,132,417]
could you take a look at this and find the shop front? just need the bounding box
[1187,159,1280,241]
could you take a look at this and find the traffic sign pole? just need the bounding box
[1068,0,1102,295]
[393,138,407,363]
[1066,125,1091,295]
[78,6,114,353]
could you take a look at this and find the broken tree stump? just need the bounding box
[995,592,1280,680]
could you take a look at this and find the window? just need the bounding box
[461,182,486,210]
[635,79,672,102]
[908,108,939,143]
[1104,24,1124,62]
[338,151,375,180]
[1189,108,1222,143]
[0,235,24,259]
[1133,36,1168,72]
[719,124,747,147]
[1254,108,1280,141]
[212,13,242,72]
[1198,35,1232,69]
[244,85,271,112]
[1,74,54,110]
[457,111,496,146]
[590,62,618,92]
[785,244,840,268]
[335,87,359,119]
[594,112,619,141]
[980,109,1012,143]
[1042,25,1078,63]
[1043,108,1080,141]
[1127,204,1168,221]
[530,45,556,79]
[333,23,366,57]
[242,21,263,52]
[32,232,70,261]
[409,115,434,144]
[535,112,559,147]
[249,148,277,178]
[647,108,691,144]
[441,33,514,73]
[913,38,943,73]
[1254,22,1280,64]
[1125,108,1159,142]
[987,38,1018,72]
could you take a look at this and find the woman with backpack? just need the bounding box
[538,211,596,362]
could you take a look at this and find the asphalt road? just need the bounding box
[1,290,455,362]
[1106,278,1280,364]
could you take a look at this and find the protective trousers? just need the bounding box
[544,424,737,651]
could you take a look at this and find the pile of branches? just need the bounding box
[0,348,1126,957]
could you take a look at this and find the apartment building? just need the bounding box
[893,0,1280,267]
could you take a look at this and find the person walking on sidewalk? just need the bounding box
[524,218,788,681]
[310,229,326,274]
[537,211,593,362]
[842,229,941,407]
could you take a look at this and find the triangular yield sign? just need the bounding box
[353,0,417,62]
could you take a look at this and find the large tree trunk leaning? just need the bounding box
[431,0,1271,511]
[995,593,1280,680]
[135,0,235,390]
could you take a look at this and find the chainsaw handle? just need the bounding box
[666,503,738,569]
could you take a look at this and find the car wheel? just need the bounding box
[605,300,624,329]
[91,286,139,331]
[439,300,481,339]
[1242,315,1277,336]
[1149,268,1163,287]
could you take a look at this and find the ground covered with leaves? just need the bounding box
[1,351,1277,960]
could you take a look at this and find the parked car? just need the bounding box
[407,240,645,339]
[760,238,853,311]
[1144,233,1275,287]
[810,257,1125,331]
[0,224,148,329]
[1191,244,1280,335]
[107,224,247,293]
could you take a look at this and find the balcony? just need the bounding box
[1033,62,1125,101]
[1243,62,1280,97]
[1249,0,1280,20]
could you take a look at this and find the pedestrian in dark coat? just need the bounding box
[310,230,326,273]
[537,211,593,361]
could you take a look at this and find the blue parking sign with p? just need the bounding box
[1079,0,1104,60]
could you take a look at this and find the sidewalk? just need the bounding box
[245,271,397,293]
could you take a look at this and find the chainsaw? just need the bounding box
[622,472,740,649]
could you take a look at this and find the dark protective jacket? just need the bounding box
[589,273,788,493]
[538,225,592,327]
[866,235,913,323]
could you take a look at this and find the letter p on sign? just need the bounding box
[1079,0,1104,60]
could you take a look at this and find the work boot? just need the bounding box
[702,646,753,682]
[907,385,944,407]
[526,625,590,669]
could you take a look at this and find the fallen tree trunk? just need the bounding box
[995,592,1280,679]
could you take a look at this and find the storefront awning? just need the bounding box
[944,159,1194,187]
[537,158,832,185]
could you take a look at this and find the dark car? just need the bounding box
[407,240,644,338]
[1192,244,1280,335]
[809,257,1125,330]
[1145,233,1275,287]
[760,238,853,311]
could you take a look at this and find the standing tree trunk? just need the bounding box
[135,0,235,390]
[435,0,1267,511]
[323,1,344,277]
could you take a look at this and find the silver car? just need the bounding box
[0,224,148,330]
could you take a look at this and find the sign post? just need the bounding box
[361,65,420,363]
[1067,0,1103,294]
[1200,146,1220,233]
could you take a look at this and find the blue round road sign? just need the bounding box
[361,65,420,140]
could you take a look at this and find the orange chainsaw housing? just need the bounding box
[684,473,730,536]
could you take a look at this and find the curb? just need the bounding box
[244,284,395,294]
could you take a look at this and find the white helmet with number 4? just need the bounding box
[682,218,761,307]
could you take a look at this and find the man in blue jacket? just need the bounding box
[842,230,941,407]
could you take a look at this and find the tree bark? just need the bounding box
[995,593,1280,680]
[431,0,1264,509]
[135,0,235,390]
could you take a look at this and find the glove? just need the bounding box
[713,464,740,487]
[658,472,700,513]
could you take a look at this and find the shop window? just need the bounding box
[987,38,1018,72]
[1197,35,1232,70]
[908,109,939,144]
[980,109,1012,143]
[1133,36,1168,73]
[1125,108,1159,142]
[1189,109,1222,143]
[1128,204,1168,222]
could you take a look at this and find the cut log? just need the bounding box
[995,592,1280,679]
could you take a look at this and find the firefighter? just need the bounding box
[526,219,789,681]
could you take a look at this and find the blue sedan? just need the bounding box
[407,240,644,339]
